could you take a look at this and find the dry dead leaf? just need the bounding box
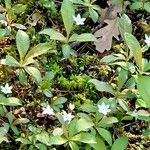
[94,3,122,53]
[94,17,119,53]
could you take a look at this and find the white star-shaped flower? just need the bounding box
[0,83,12,94]
[73,14,86,25]
[97,102,111,115]
[61,110,74,122]
[145,34,150,47]
[42,105,55,116]
[69,103,75,111]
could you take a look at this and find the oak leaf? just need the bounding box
[94,17,119,53]
[94,3,122,53]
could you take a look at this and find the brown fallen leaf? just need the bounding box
[94,3,122,53]
[94,17,119,53]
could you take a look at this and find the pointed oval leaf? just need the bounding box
[24,42,51,63]
[96,127,112,146]
[13,118,30,125]
[119,14,132,39]
[124,32,142,70]
[99,117,118,125]
[16,30,30,60]
[0,96,22,106]
[89,79,115,95]
[36,131,50,146]
[69,141,79,150]
[25,66,42,83]
[72,133,96,144]
[69,33,96,42]
[137,75,150,107]
[39,28,66,41]
[89,135,107,150]
[61,0,75,36]
[89,8,98,23]
[5,55,20,67]
[111,136,128,150]
[76,118,94,132]
[117,68,128,90]
[49,136,67,145]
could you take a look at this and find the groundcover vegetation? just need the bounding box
[0,0,150,149]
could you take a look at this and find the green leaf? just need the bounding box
[49,136,67,145]
[144,2,150,13]
[0,96,22,106]
[111,136,128,150]
[89,8,98,23]
[11,125,20,135]
[35,143,47,150]
[61,0,75,37]
[69,141,79,150]
[25,66,42,83]
[6,55,20,67]
[13,118,30,125]
[124,32,142,70]
[89,135,107,150]
[39,28,66,41]
[118,99,129,111]
[99,117,118,125]
[24,42,51,63]
[96,127,112,146]
[72,133,96,144]
[16,138,31,144]
[62,44,71,59]
[11,4,27,14]
[79,104,97,113]
[5,0,12,9]
[18,69,28,85]
[53,97,67,106]
[43,89,53,98]
[92,5,101,11]
[0,123,10,137]
[142,58,150,72]
[137,75,150,107]
[117,68,128,91]
[119,14,132,40]
[11,23,26,30]
[76,118,94,132]
[89,79,115,95]
[36,131,50,146]
[0,29,6,39]
[69,33,96,42]
[143,129,150,136]
[130,2,143,10]
[68,119,78,137]
[136,99,147,109]
[100,54,125,63]
[16,30,30,60]
[7,112,13,124]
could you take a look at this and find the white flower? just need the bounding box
[0,59,6,65]
[0,83,12,94]
[69,103,75,111]
[97,102,111,115]
[73,14,86,25]
[61,110,74,122]
[145,34,150,46]
[42,105,55,116]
